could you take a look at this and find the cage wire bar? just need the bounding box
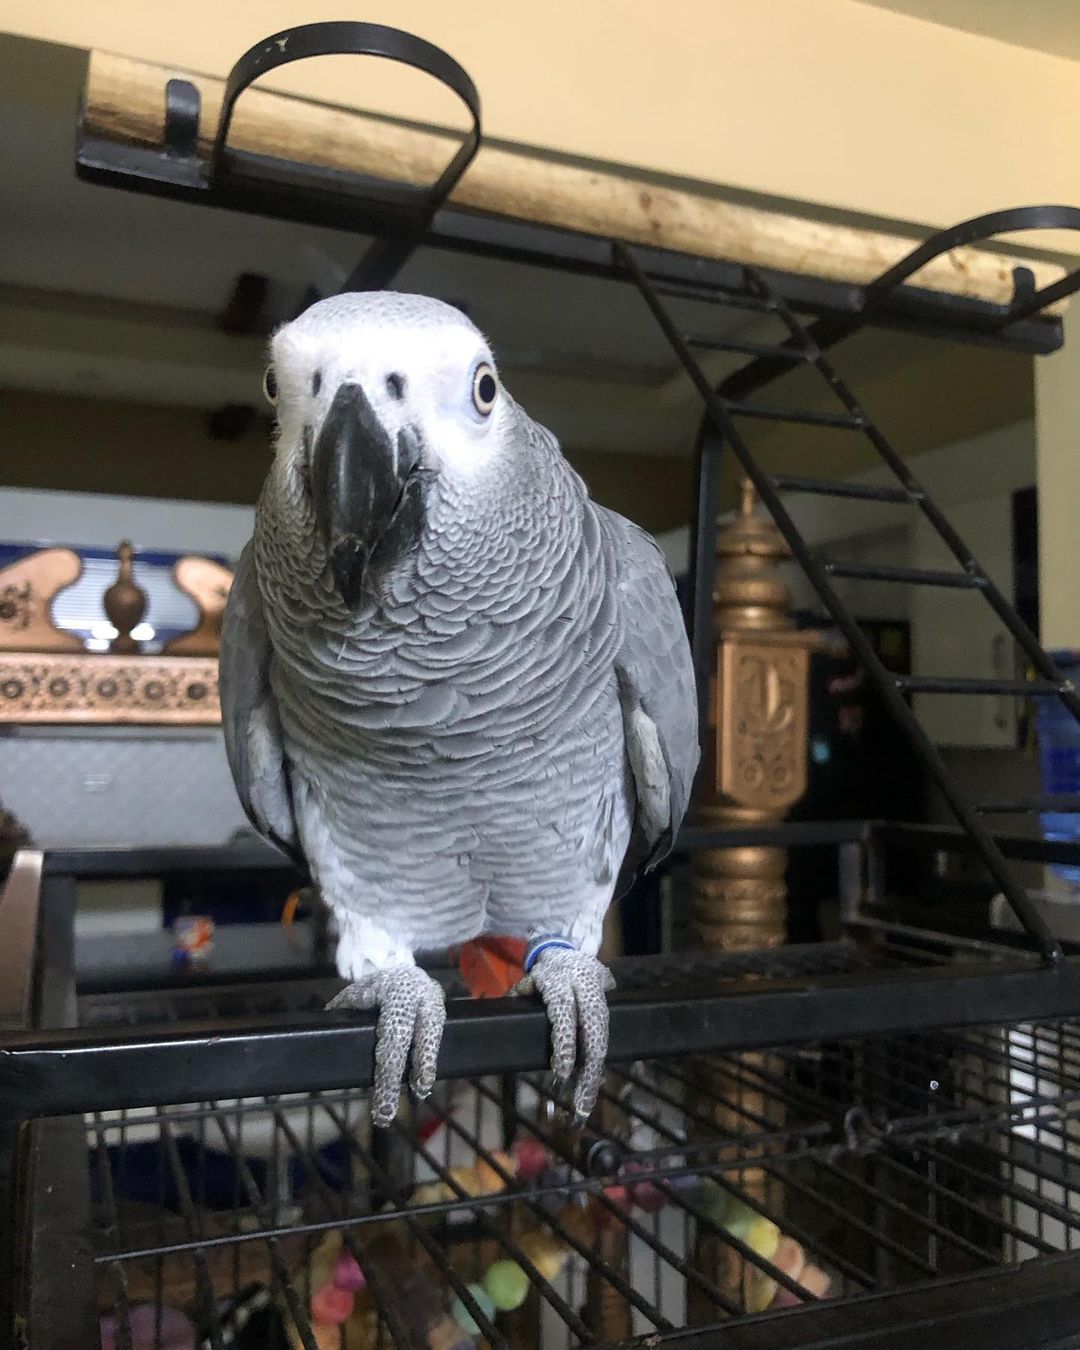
[20,945,1080,1348]
[7,841,1080,1346]
[11,838,1080,1125]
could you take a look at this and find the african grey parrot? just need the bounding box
[220,292,698,1126]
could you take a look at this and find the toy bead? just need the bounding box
[625,1162,665,1213]
[311,1282,355,1325]
[483,1260,530,1311]
[333,1251,367,1292]
[774,1236,806,1278]
[744,1235,806,1313]
[450,1283,496,1334]
[411,1181,455,1208]
[473,1150,514,1193]
[744,1215,781,1260]
[665,1169,702,1192]
[448,1164,485,1197]
[635,1180,666,1213]
[767,1260,831,1309]
[602,1181,631,1207]
[290,1323,343,1350]
[312,1325,343,1350]
[798,1264,832,1298]
[721,1196,759,1241]
[300,1231,343,1294]
[101,1305,195,1350]
[688,1178,729,1225]
[535,1164,573,1213]
[512,1135,549,1181]
[519,1230,569,1281]
[428,1313,477,1350]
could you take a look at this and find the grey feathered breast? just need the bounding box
[220,499,699,898]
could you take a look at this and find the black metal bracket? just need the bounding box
[79,21,482,292]
[163,78,200,158]
[862,205,1080,324]
[721,203,1080,404]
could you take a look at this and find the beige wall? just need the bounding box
[3,0,1080,244]
[0,388,271,503]
[0,388,693,533]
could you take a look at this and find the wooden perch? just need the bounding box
[84,49,1067,313]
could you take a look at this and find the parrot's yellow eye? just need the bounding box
[472,362,498,416]
[263,365,278,406]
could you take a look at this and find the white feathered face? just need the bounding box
[266,293,512,603]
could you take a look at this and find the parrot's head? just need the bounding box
[266,291,529,607]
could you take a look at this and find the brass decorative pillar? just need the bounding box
[688,479,812,1321]
[692,478,810,951]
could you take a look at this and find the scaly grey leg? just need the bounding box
[512,947,615,1123]
[328,965,446,1127]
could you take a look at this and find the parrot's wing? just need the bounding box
[219,541,302,866]
[600,508,700,892]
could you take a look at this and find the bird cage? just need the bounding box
[5,20,1080,1350]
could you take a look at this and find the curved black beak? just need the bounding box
[311,382,425,605]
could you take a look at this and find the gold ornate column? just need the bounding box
[692,478,809,952]
[688,479,812,1321]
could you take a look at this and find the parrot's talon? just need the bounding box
[326,986,359,1011]
[518,946,613,1123]
[326,965,446,1127]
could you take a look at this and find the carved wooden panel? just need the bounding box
[0,653,220,725]
[716,636,809,810]
[0,548,84,652]
[163,556,234,657]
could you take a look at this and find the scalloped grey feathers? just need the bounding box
[219,292,698,972]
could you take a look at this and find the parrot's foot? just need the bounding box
[327,965,446,1127]
[511,943,615,1123]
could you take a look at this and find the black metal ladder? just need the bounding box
[617,216,1080,966]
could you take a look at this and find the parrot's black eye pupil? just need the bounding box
[472,363,498,415]
[386,372,405,401]
[263,365,278,405]
[311,371,322,396]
